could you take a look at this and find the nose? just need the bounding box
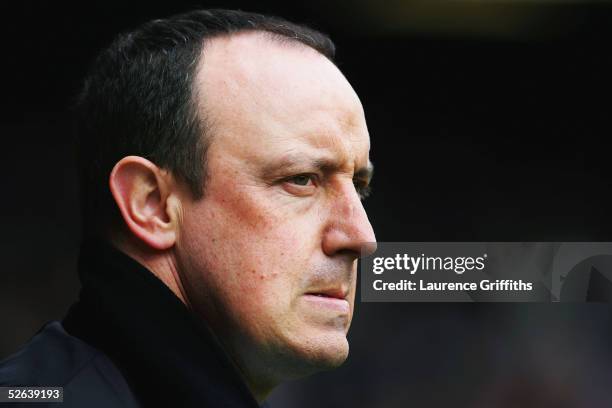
[321,179,377,259]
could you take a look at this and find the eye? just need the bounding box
[281,174,318,197]
[287,174,316,186]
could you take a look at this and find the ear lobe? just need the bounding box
[109,156,177,250]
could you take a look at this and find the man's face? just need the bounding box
[174,33,376,389]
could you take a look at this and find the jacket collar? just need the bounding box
[63,238,262,407]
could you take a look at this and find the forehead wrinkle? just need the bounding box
[308,128,370,172]
[252,100,368,167]
[266,132,369,178]
[273,150,342,172]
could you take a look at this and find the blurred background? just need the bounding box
[3,0,612,407]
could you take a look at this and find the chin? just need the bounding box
[315,344,349,370]
[283,331,350,377]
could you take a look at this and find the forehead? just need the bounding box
[194,32,370,166]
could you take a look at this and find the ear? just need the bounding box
[109,156,180,250]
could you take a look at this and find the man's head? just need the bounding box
[76,9,376,401]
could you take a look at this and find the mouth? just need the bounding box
[303,288,350,313]
[305,289,347,300]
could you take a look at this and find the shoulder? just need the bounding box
[0,322,139,407]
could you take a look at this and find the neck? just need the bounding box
[109,233,274,404]
[65,237,262,408]
[110,234,192,309]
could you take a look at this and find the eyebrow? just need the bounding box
[262,153,374,182]
[355,161,374,183]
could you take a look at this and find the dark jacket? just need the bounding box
[0,240,264,407]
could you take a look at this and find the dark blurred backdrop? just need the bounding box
[3,1,612,407]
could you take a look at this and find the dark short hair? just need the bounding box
[76,9,336,238]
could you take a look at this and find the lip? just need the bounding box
[302,293,350,313]
[305,287,348,300]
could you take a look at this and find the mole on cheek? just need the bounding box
[257,270,279,281]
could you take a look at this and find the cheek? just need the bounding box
[179,192,317,322]
[224,229,307,310]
